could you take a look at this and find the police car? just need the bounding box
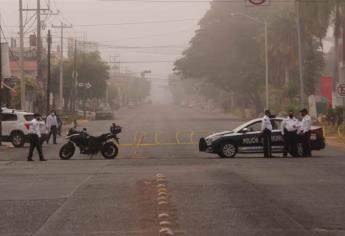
[199,117,325,158]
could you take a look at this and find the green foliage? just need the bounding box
[51,51,110,105]
[174,1,335,114]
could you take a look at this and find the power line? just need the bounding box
[5,18,199,28]
[100,0,333,3]
[106,60,175,63]
[0,26,27,74]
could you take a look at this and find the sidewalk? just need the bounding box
[326,135,345,150]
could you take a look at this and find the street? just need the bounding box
[1,104,345,236]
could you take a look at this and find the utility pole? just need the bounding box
[20,0,53,112]
[52,23,72,114]
[296,1,305,107]
[71,40,77,116]
[46,30,52,115]
[19,0,26,111]
[264,21,269,109]
[0,23,3,146]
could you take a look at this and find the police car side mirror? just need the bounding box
[242,128,249,133]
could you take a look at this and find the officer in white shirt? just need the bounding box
[300,108,312,157]
[281,111,299,157]
[27,113,46,161]
[46,110,59,144]
[261,109,273,157]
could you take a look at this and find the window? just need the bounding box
[24,115,34,121]
[271,119,282,130]
[0,113,18,121]
[245,122,262,132]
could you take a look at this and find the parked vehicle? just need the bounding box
[199,117,326,158]
[59,123,122,160]
[1,109,47,147]
[95,108,114,120]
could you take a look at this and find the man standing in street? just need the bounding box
[281,111,299,157]
[27,113,46,162]
[261,109,273,158]
[46,110,59,144]
[300,108,312,157]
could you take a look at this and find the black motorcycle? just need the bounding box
[59,123,122,160]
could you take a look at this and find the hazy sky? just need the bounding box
[0,0,210,79]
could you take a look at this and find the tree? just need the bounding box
[174,0,335,113]
[51,51,109,111]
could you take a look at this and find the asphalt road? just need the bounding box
[1,104,345,236]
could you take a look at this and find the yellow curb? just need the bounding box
[157,184,167,188]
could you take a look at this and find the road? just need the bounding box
[1,104,345,236]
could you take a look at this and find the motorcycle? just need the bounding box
[59,123,122,160]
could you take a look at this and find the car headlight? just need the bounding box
[206,136,220,145]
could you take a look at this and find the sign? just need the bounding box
[336,83,345,97]
[245,0,270,6]
[85,82,92,89]
[78,82,92,89]
[320,76,333,105]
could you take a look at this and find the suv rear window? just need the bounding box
[0,113,18,121]
[24,115,34,121]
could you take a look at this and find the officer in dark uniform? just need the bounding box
[281,111,299,157]
[261,109,273,158]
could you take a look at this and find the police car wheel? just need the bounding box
[218,143,237,158]
[11,132,25,147]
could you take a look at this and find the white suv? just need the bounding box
[1,109,47,147]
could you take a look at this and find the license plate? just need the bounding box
[311,134,317,140]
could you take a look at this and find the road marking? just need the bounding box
[190,131,195,144]
[176,131,182,144]
[155,132,160,145]
[155,174,175,236]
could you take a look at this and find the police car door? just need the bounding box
[270,119,284,152]
[239,121,263,153]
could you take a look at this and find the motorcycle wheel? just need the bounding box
[101,143,118,159]
[59,143,75,160]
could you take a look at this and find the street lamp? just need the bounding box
[230,13,269,109]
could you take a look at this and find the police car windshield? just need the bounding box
[233,119,260,133]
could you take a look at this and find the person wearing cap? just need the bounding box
[27,113,47,162]
[300,108,312,157]
[261,109,273,157]
[281,111,299,157]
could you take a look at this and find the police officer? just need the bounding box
[261,109,273,158]
[27,113,47,162]
[281,111,299,157]
[300,108,312,157]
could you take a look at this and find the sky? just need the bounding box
[0,0,211,79]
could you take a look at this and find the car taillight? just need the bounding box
[24,123,30,130]
[313,128,323,138]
